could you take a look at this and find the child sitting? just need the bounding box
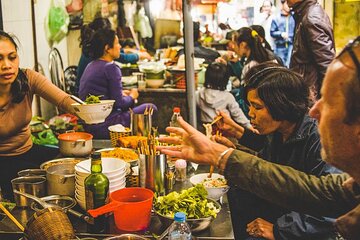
[196,62,253,131]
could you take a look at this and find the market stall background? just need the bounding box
[0,0,359,123]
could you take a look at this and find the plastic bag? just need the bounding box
[45,0,70,45]
[32,129,59,146]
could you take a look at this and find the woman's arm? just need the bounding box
[26,69,75,113]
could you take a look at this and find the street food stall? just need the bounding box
[0,138,234,239]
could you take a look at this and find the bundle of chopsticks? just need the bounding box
[129,104,154,116]
[144,105,154,116]
[137,130,160,156]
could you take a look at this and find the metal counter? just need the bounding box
[0,141,234,239]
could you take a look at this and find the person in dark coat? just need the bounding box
[287,0,335,102]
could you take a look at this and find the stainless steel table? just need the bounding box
[0,140,234,239]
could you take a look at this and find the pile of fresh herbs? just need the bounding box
[84,94,103,104]
[154,184,219,219]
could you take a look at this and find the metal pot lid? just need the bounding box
[31,195,76,211]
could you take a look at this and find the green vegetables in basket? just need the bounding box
[84,94,103,104]
[154,184,219,219]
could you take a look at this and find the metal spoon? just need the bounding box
[70,95,86,105]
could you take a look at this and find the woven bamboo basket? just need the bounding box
[109,130,131,147]
[24,207,75,240]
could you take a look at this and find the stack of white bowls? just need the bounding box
[74,157,127,210]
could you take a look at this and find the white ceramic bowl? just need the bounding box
[75,194,86,210]
[109,182,126,193]
[190,173,230,201]
[75,158,126,177]
[71,100,115,124]
[75,169,126,187]
[76,175,126,190]
[145,79,165,88]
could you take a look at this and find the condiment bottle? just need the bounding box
[175,159,187,182]
[170,107,181,128]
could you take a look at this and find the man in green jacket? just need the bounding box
[158,36,360,239]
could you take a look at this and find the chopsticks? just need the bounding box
[137,133,160,156]
[0,202,24,231]
[210,115,223,125]
[208,165,214,178]
[143,105,154,116]
[208,130,222,178]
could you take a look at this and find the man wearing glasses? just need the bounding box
[158,36,360,239]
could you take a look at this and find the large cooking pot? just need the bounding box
[58,132,93,157]
[11,176,46,207]
[87,187,153,231]
[46,162,77,197]
[40,158,85,171]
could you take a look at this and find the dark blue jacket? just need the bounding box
[228,115,342,240]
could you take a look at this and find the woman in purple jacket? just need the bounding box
[79,28,156,139]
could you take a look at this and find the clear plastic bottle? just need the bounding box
[170,107,181,128]
[168,212,192,240]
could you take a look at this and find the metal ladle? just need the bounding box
[13,190,90,223]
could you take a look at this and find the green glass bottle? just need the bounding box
[85,152,109,233]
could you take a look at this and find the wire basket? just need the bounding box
[109,130,131,147]
[24,207,75,240]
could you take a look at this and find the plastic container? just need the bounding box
[175,159,187,182]
[87,187,154,231]
[168,212,192,240]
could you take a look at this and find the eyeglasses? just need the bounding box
[336,36,360,80]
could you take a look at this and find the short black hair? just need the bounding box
[244,62,310,122]
[237,27,274,63]
[85,28,117,59]
[80,17,112,49]
[204,62,229,91]
[250,25,272,51]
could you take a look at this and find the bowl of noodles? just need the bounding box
[190,173,229,201]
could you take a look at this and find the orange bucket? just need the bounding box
[87,187,153,231]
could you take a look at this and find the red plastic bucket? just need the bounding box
[88,187,154,231]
